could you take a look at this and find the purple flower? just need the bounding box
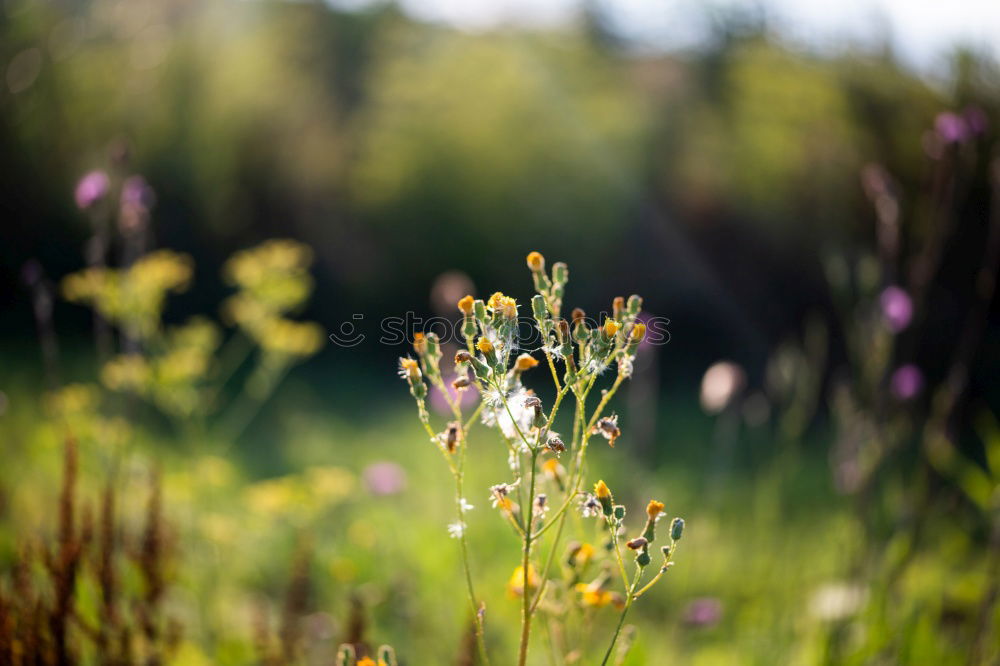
[120,175,155,211]
[362,461,407,496]
[891,364,924,401]
[683,597,723,628]
[964,106,989,136]
[74,170,109,209]
[935,112,969,144]
[879,285,912,333]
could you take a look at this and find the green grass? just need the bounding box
[0,371,992,665]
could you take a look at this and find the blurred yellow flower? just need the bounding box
[506,564,540,598]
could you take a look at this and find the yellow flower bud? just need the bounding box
[477,337,494,354]
[457,294,475,315]
[526,251,545,272]
[594,480,611,499]
[646,500,665,519]
[603,318,621,338]
[413,332,427,355]
[631,322,646,340]
[515,354,539,371]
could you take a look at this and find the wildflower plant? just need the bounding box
[398,252,684,664]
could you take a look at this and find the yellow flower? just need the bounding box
[542,458,562,478]
[487,291,518,318]
[477,337,494,354]
[594,480,611,500]
[507,565,540,598]
[646,500,665,520]
[515,354,539,371]
[357,658,376,666]
[603,318,621,338]
[413,332,427,355]
[399,357,421,381]
[575,581,614,608]
[457,294,475,315]
[631,322,646,340]
[570,542,596,569]
[526,251,545,272]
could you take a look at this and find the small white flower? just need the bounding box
[447,521,466,539]
[533,494,549,518]
[459,498,475,513]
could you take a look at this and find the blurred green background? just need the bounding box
[1,0,998,664]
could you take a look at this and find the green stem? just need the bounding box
[517,449,540,666]
[600,566,642,666]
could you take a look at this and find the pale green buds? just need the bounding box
[670,517,684,541]
[532,294,547,320]
[627,294,643,316]
[378,645,398,666]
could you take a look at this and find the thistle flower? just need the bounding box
[477,337,494,355]
[526,251,545,272]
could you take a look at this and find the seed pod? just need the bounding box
[626,537,648,550]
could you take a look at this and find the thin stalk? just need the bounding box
[600,566,642,666]
[517,449,540,666]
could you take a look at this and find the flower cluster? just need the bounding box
[397,251,684,665]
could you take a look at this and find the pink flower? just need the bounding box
[891,364,924,401]
[74,170,109,209]
[879,285,912,333]
[362,462,407,496]
[935,112,969,144]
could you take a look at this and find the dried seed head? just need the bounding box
[452,376,471,391]
[626,537,648,550]
[526,251,545,272]
[444,421,460,453]
[457,294,475,315]
[593,416,621,447]
[572,308,586,325]
[455,350,472,364]
[546,435,566,454]
[515,354,539,372]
